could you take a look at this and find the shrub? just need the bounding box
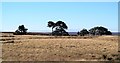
[14,25,28,35]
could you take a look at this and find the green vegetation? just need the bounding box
[13,22,112,36]
[78,26,112,36]
[89,26,112,35]
[77,29,89,36]
[14,25,28,35]
[47,21,69,36]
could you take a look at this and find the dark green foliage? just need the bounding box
[55,21,68,30]
[106,31,112,35]
[52,28,69,36]
[47,21,69,36]
[14,25,28,35]
[48,21,55,27]
[47,21,55,32]
[89,26,112,35]
[78,29,89,36]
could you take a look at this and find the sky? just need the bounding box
[1,0,120,2]
[1,2,118,32]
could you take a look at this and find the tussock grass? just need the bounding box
[1,33,119,61]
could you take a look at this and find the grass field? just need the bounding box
[0,33,119,61]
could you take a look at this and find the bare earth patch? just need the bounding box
[0,33,119,61]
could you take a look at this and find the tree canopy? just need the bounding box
[78,26,112,36]
[77,29,89,36]
[14,25,28,35]
[89,26,112,35]
[47,21,69,36]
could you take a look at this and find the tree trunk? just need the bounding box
[51,27,53,36]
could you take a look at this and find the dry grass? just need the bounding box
[0,33,119,61]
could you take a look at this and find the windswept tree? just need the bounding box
[47,21,69,36]
[14,25,28,35]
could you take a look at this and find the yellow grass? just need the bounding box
[0,33,119,61]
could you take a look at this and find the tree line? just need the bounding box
[77,27,112,36]
[13,21,112,36]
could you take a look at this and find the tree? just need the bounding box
[47,21,69,36]
[78,29,89,36]
[89,26,112,35]
[14,25,28,35]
